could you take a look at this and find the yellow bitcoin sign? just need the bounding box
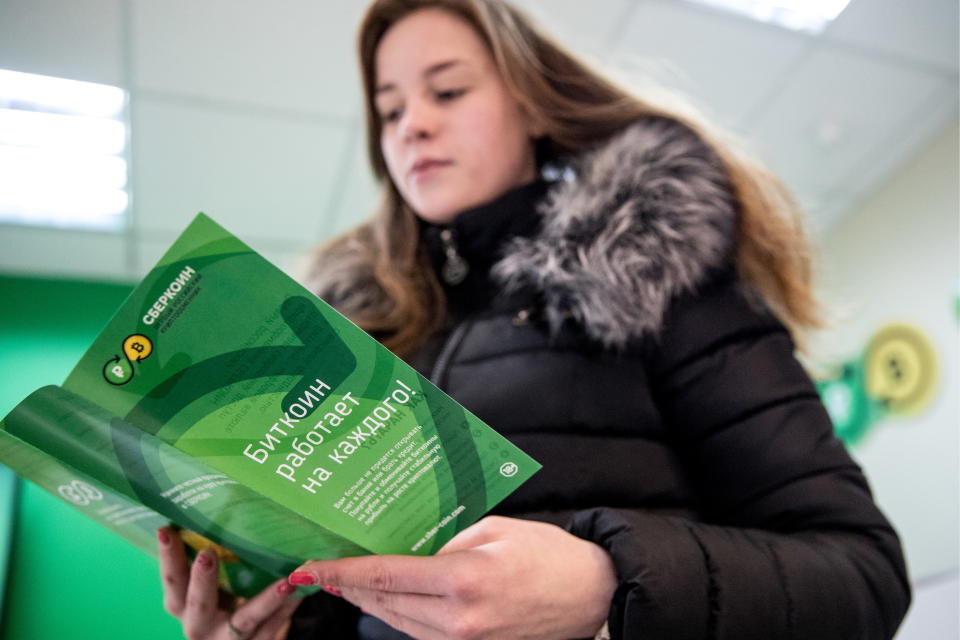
[864,324,938,415]
[103,333,155,385]
[122,334,153,362]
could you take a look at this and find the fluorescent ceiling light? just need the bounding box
[0,146,127,192]
[0,68,128,230]
[0,108,126,155]
[685,0,852,34]
[0,69,124,118]
[0,185,127,230]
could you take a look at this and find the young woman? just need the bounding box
[158,1,911,638]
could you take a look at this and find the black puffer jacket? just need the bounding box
[298,116,910,640]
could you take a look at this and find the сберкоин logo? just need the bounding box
[102,334,154,386]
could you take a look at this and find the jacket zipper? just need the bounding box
[439,228,469,285]
[429,321,471,387]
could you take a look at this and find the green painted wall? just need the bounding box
[0,275,182,639]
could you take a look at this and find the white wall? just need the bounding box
[813,119,959,581]
[896,572,959,640]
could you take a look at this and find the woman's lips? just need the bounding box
[410,160,452,181]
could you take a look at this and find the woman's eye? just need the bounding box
[379,90,464,124]
[436,89,465,102]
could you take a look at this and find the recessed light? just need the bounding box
[684,0,852,34]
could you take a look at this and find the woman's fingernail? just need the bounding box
[157,529,170,545]
[278,582,296,595]
[322,585,342,597]
[288,571,317,586]
[196,551,215,570]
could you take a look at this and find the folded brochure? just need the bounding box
[0,213,540,596]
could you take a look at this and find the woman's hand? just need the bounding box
[158,527,303,640]
[290,515,617,640]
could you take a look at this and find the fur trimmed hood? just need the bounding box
[306,116,739,349]
[493,116,738,348]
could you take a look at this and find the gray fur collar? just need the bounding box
[306,116,738,349]
[493,116,738,348]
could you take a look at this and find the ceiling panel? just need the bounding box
[614,0,811,127]
[132,97,352,245]
[806,190,860,235]
[0,0,124,86]
[131,0,366,118]
[826,0,959,73]
[744,44,947,225]
[511,0,637,49]
[816,83,960,231]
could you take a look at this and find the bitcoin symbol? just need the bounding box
[123,334,153,361]
[865,324,937,414]
[105,334,155,385]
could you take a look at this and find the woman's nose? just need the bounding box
[399,97,437,141]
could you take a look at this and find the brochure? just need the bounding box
[0,213,540,596]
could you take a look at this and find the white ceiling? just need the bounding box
[516,0,958,231]
[0,0,956,280]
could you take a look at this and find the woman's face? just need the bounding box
[374,8,542,224]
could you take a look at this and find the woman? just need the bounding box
[158,1,911,638]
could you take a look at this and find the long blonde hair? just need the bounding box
[307,0,823,357]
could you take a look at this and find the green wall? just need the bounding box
[0,275,183,639]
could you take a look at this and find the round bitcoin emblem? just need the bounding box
[864,324,938,414]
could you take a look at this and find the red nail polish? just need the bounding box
[278,582,296,595]
[157,529,170,545]
[322,585,342,597]
[196,552,214,570]
[288,571,316,586]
